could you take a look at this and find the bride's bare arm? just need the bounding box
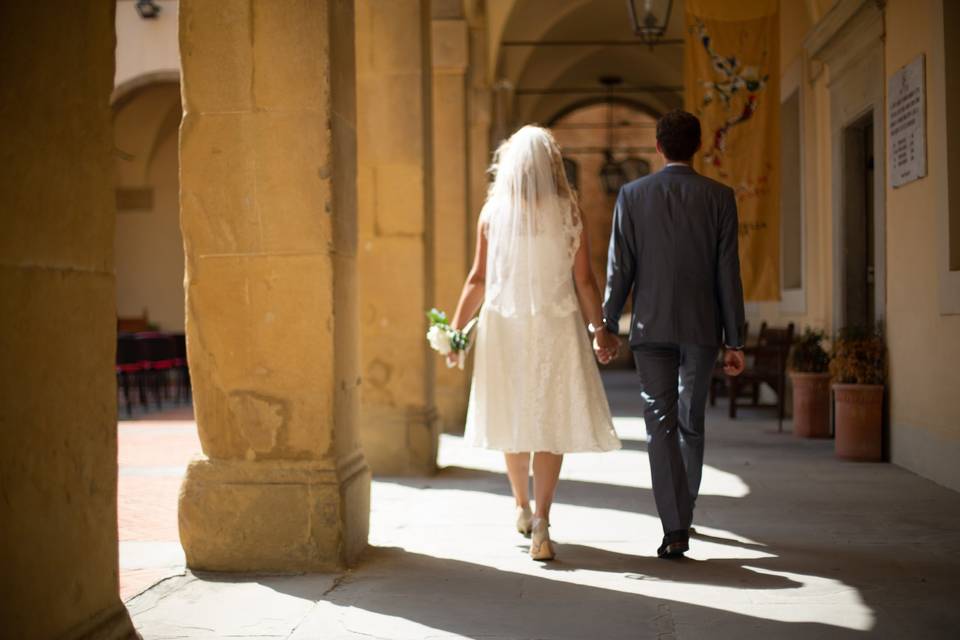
[572,217,619,360]
[450,217,488,331]
[572,221,604,328]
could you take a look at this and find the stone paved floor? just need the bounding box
[124,372,960,639]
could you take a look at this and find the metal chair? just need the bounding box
[116,334,147,416]
[134,332,178,409]
[171,332,190,402]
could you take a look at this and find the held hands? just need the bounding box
[722,348,746,376]
[593,327,621,365]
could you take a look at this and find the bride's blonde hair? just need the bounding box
[486,125,578,211]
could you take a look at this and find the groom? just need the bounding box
[595,109,746,559]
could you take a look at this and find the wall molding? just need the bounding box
[806,0,887,331]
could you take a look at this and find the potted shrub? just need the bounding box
[829,327,886,461]
[788,329,831,438]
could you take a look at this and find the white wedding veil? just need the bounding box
[481,125,582,318]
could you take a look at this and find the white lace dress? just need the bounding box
[463,231,621,454]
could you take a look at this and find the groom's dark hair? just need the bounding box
[656,109,702,162]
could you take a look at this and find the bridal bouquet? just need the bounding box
[425,308,478,370]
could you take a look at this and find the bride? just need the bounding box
[447,125,622,561]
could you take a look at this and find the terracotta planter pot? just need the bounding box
[790,372,831,438]
[833,383,884,461]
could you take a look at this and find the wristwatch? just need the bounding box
[587,322,607,336]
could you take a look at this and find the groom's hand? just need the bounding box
[723,348,746,376]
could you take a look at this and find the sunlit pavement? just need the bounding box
[118,405,198,601]
[125,372,960,639]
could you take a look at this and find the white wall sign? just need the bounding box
[888,55,927,188]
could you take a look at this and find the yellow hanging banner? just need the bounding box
[685,0,780,301]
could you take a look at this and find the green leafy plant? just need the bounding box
[789,328,830,373]
[829,326,886,385]
[426,308,448,326]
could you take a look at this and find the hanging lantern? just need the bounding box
[598,76,627,195]
[600,150,628,196]
[621,157,652,183]
[626,0,673,48]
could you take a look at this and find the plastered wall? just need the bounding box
[884,0,960,491]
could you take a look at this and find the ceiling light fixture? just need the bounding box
[598,76,629,196]
[626,0,673,49]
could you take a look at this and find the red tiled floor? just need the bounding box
[118,475,185,542]
[119,424,201,468]
[118,404,200,600]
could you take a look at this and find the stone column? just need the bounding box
[431,12,471,433]
[178,0,369,572]
[356,0,438,475]
[0,3,137,638]
[491,80,514,148]
[466,5,493,241]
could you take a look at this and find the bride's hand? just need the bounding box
[445,351,461,368]
[593,329,620,364]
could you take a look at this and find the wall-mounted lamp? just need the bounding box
[135,0,162,19]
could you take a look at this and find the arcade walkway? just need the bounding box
[125,372,960,639]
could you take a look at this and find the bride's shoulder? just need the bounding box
[479,200,496,226]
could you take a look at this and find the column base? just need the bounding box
[359,405,439,475]
[435,384,468,435]
[69,602,138,640]
[178,451,370,572]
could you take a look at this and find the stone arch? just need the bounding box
[112,77,181,182]
[550,101,662,287]
[111,76,184,332]
[546,95,663,126]
[111,69,180,109]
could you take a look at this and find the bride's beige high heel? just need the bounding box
[516,505,533,536]
[529,517,555,561]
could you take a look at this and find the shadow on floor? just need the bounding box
[264,545,871,639]
[537,542,800,589]
[378,443,960,638]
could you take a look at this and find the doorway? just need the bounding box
[842,113,877,330]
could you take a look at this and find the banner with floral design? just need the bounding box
[685,0,780,301]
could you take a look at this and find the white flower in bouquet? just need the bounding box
[426,324,453,355]
[426,308,478,370]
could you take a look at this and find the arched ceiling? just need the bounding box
[490,0,687,125]
[113,81,181,186]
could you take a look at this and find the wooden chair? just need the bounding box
[118,309,151,333]
[726,322,795,420]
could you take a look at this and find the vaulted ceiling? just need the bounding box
[488,0,687,125]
